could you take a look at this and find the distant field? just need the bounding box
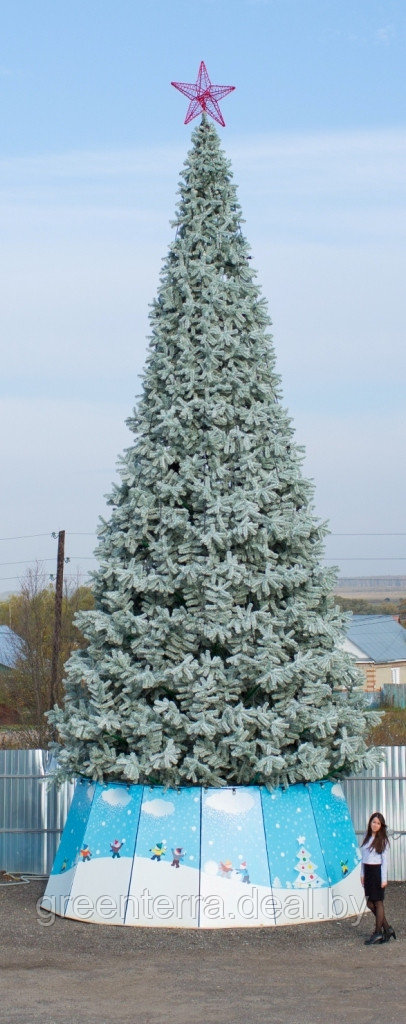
[335,576,406,600]
[336,589,406,600]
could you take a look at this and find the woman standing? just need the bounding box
[361,812,396,945]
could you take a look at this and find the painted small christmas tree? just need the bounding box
[293,836,325,888]
[49,113,378,788]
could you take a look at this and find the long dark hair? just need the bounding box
[361,812,389,854]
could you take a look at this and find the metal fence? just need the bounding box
[0,750,74,876]
[380,684,406,709]
[342,746,406,881]
[1,747,405,879]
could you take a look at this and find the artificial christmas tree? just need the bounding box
[48,114,377,791]
[43,73,378,926]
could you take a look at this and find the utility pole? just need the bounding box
[50,530,65,713]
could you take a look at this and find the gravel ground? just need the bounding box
[0,879,405,1024]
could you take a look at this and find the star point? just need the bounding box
[171,60,235,127]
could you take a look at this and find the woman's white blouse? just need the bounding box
[361,841,388,884]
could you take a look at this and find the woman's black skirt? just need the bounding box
[364,863,385,902]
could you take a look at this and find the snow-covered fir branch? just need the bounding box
[48,117,380,787]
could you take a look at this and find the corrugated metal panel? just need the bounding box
[1,748,405,879]
[0,749,74,875]
[342,746,406,882]
[347,615,406,662]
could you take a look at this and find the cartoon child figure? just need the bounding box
[80,845,92,862]
[150,842,166,861]
[171,847,186,868]
[219,860,233,879]
[238,861,250,884]
[110,839,124,859]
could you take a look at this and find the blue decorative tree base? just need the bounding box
[42,779,364,927]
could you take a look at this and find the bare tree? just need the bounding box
[1,564,93,747]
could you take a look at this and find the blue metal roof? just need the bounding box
[0,625,22,669]
[347,615,406,664]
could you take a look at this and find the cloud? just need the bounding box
[205,790,255,815]
[374,25,394,45]
[229,129,406,247]
[101,788,132,808]
[331,784,345,801]
[142,798,175,818]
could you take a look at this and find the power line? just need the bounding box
[2,557,406,585]
[0,558,56,567]
[1,530,406,543]
[2,553,404,570]
[0,533,54,542]
[0,573,93,584]
[0,556,95,568]
[0,576,28,583]
[0,532,95,542]
[1,550,406,579]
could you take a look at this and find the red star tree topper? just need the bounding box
[171,60,235,127]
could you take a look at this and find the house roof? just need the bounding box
[346,615,406,664]
[0,625,22,669]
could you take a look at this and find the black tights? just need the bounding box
[367,898,389,933]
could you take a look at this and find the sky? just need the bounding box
[1,0,406,592]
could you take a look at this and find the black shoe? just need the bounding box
[364,931,383,945]
[384,926,397,941]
